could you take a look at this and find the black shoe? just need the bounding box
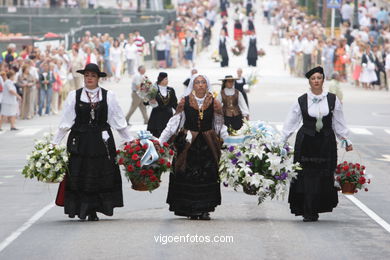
[189,216,199,220]
[10,127,19,131]
[199,212,211,220]
[87,212,99,221]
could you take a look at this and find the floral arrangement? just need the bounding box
[137,76,157,102]
[211,50,222,62]
[231,41,245,56]
[334,161,371,194]
[246,70,259,92]
[117,131,174,192]
[220,121,300,204]
[22,133,69,183]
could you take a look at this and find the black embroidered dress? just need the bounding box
[166,95,222,217]
[65,88,123,218]
[147,86,178,138]
[288,93,338,217]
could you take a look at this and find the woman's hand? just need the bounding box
[149,99,157,105]
[345,145,353,152]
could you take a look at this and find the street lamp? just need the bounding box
[353,0,359,28]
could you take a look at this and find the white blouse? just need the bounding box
[52,87,133,145]
[217,88,250,117]
[158,85,168,97]
[282,91,350,143]
[158,96,228,143]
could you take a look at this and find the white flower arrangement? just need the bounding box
[219,121,301,204]
[22,133,69,183]
[245,70,260,92]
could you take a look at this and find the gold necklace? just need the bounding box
[159,89,170,105]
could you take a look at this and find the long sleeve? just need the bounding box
[282,101,302,143]
[332,97,349,141]
[107,91,134,143]
[158,112,185,143]
[52,90,76,145]
[213,112,228,140]
[238,92,249,116]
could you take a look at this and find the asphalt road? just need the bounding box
[1,4,390,260]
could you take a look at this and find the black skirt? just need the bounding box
[167,133,221,216]
[65,127,123,219]
[288,130,338,216]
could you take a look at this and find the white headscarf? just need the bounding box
[184,73,212,97]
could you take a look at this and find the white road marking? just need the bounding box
[3,175,15,179]
[0,131,4,135]
[345,195,390,233]
[0,182,3,185]
[15,128,42,137]
[350,128,373,135]
[0,203,54,253]
[377,154,390,162]
[385,129,390,135]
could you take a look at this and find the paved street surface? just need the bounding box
[1,4,390,260]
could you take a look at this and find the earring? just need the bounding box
[192,90,196,95]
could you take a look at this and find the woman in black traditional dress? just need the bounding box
[147,72,178,138]
[159,74,228,220]
[247,12,255,33]
[247,31,258,67]
[217,75,249,131]
[235,68,249,106]
[219,30,229,67]
[53,63,133,221]
[282,66,353,222]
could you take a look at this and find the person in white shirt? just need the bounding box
[302,34,316,74]
[52,63,132,221]
[0,71,22,131]
[282,66,353,222]
[217,75,249,131]
[110,39,123,82]
[154,30,167,68]
[125,65,149,124]
[124,35,138,76]
[341,1,354,23]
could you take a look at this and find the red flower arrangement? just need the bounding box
[117,138,174,192]
[334,161,371,194]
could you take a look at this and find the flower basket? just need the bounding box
[341,182,356,195]
[117,130,174,192]
[231,41,245,56]
[211,50,222,62]
[220,121,300,205]
[334,161,371,194]
[22,133,69,183]
[130,174,160,191]
[243,183,257,195]
[257,49,266,57]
